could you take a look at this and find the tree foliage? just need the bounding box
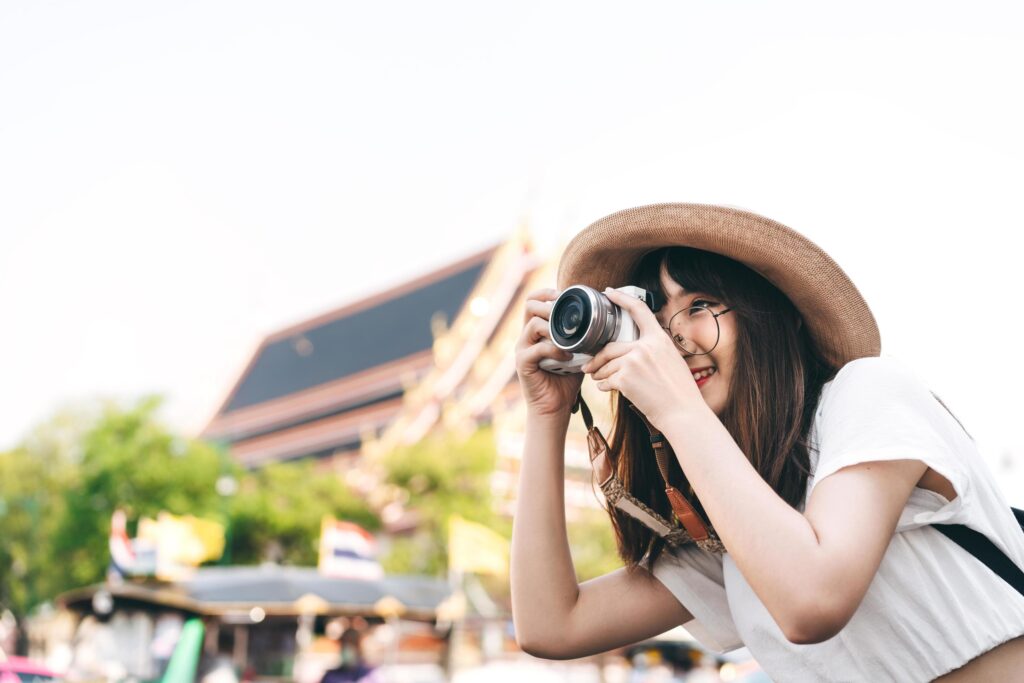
[228,460,378,566]
[0,404,93,617]
[0,396,378,618]
[379,426,506,577]
[47,395,226,593]
[1,397,621,622]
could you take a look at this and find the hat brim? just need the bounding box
[556,203,880,369]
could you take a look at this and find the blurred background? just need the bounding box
[1,1,1022,681]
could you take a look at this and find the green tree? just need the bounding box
[47,395,227,593]
[1,394,383,617]
[227,460,378,566]
[379,426,505,577]
[0,405,91,617]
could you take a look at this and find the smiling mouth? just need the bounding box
[691,366,717,380]
[690,366,716,389]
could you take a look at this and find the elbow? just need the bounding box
[782,619,842,646]
[515,631,573,660]
[513,616,576,660]
[512,617,552,659]
[780,597,851,646]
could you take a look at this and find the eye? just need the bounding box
[691,299,718,311]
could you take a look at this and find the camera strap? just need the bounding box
[574,393,726,554]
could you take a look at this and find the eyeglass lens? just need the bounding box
[667,306,721,356]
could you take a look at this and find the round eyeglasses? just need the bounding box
[661,303,733,356]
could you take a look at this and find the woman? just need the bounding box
[510,203,1024,682]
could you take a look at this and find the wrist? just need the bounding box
[652,404,715,435]
[526,407,574,430]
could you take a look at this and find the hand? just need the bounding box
[580,288,707,431]
[514,288,584,418]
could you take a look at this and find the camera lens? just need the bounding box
[549,285,621,353]
[551,291,590,344]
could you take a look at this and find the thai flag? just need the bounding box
[108,509,156,579]
[318,518,384,580]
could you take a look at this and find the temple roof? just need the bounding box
[203,246,496,448]
[225,259,488,413]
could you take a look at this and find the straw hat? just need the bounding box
[556,203,880,370]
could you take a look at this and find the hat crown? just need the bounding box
[556,203,880,369]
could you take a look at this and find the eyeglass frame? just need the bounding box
[658,302,733,356]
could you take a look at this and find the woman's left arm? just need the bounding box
[587,288,928,644]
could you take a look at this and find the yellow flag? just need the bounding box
[182,514,226,563]
[138,511,225,577]
[448,515,508,576]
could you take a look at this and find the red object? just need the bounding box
[0,656,62,681]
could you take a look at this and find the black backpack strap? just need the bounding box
[932,506,1024,599]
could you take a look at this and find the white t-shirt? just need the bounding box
[650,355,1024,682]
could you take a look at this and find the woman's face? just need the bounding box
[655,262,737,416]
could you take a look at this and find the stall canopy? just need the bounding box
[58,565,452,622]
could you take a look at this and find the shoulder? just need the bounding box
[819,355,939,416]
[830,355,925,391]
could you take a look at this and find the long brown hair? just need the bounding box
[605,247,839,572]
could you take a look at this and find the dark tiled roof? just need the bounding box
[223,258,488,413]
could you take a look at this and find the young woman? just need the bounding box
[510,203,1024,682]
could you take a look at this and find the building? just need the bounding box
[201,227,606,528]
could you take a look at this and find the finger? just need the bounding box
[518,340,573,370]
[524,299,554,323]
[603,288,662,337]
[594,373,619,393]
[523,288,559,323]
[590,357,622,382]
[523,316,552,347]
[580,341,631,374]
[526,288,559,301]
[517,316,549,351]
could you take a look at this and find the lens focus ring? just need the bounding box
[549,285,619,353]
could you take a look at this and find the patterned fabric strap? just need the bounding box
[625,402,713,542]
[575,393,726,555]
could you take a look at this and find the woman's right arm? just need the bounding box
[510,289,693,660]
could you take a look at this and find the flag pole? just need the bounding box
[447,562,466,674]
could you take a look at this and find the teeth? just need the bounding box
[692,367,717,380]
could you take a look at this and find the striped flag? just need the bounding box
[108,509,157,579]
[318,517,384,580]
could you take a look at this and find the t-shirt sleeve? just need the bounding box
[648,545,744,653]
[808,355,972,530]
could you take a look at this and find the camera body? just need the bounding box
[538,284,650,375]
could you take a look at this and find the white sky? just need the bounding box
[2,1,1023,498]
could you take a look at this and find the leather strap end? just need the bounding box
[666,486,710,541]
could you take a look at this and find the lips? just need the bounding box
[691,366,716,387]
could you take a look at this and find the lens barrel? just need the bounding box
[549,285,620,353]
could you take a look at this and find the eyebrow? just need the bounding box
[666,285,700,300]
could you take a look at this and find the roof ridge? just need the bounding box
[265,242,500,344]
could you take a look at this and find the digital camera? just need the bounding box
[538,284,657,375]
